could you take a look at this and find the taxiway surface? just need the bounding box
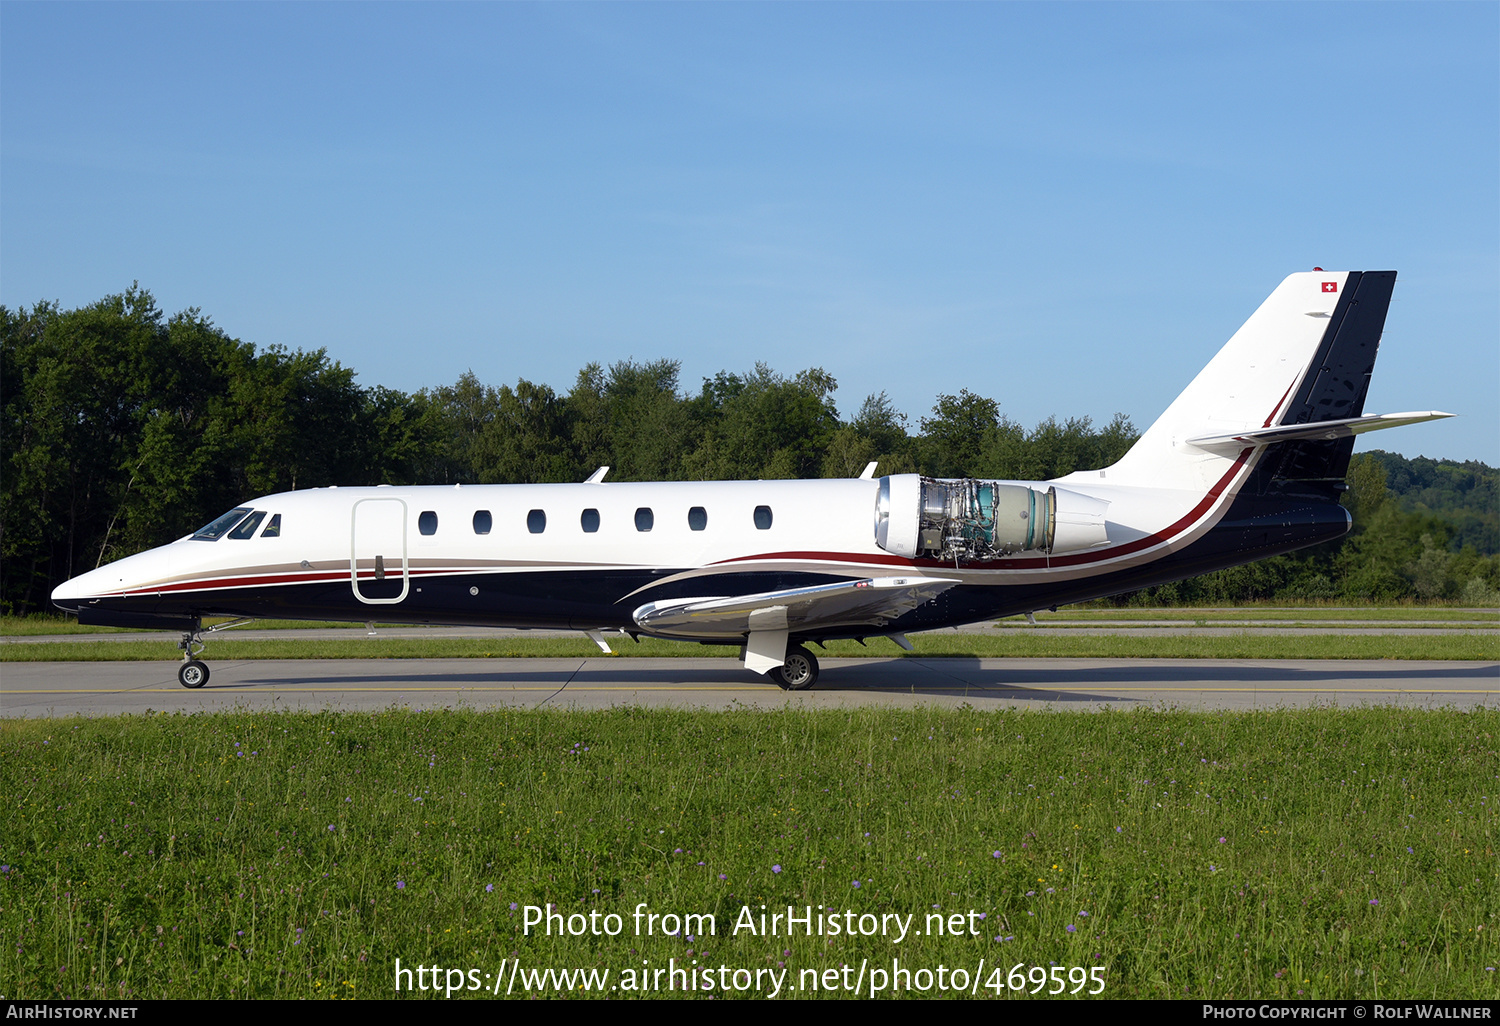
[3,656,1496,716]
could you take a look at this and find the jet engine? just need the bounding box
[873,474,1110,561]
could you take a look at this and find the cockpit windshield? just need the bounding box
[192,507,252,541]
[228,511,267,539]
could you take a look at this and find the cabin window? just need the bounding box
[192,507,252,541]
[581,508,600,533]
[754,505,773,530]
[260,514,281,538]
[688,506,708,531]
[418,511,438,536]
[473,510,492,535]
[528,509,547,534]
[228,511,267,540]
[635,507,654,532]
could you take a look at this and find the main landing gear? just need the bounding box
[176,617,254,688]
[768,645,820,691]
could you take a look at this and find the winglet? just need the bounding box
[859,461,879,480]
[584,466,610,484]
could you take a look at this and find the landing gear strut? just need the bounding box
[175,617,254,688]
[178,627,209,688]
[769,645,819,691]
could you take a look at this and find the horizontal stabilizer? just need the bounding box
[1185,412,1453,456]
[632,576,959,639]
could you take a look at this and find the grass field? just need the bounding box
[1,707,1494,1000]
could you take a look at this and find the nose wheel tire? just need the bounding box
[769,646,819,691]
[178,660,210,689]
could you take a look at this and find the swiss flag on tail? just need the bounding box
[1322,281,1338,293]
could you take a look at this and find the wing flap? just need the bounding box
[632,576,960,639]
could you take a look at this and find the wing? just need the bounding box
[631,575,960,640]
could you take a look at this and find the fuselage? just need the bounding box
[49,463,1349,640]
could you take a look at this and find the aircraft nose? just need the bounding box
[50,560,135,611]
[51,567,105,610]
[50,543,184,613]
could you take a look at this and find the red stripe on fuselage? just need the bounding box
[117,570,348,596]
[110,562,623,599]
[1019,448,1250,568]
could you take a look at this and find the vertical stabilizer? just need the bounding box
[1097,271,1395,494]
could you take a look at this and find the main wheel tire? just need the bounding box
[178,660,209,689]
[769,646,819,691]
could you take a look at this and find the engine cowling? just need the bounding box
[873,474,1109,561]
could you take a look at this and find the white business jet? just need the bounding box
[51,271,1449,690]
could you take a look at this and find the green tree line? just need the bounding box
[3,288,1495,613]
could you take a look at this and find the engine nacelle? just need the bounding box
[873,475,1109,561]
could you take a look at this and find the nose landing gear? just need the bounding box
[178,627,210,688]
[176,617,254,688]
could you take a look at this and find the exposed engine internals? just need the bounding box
[874,474,1109,562]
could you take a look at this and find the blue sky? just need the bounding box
[4,2,1496,463]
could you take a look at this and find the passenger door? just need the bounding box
[351,498,409,604]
